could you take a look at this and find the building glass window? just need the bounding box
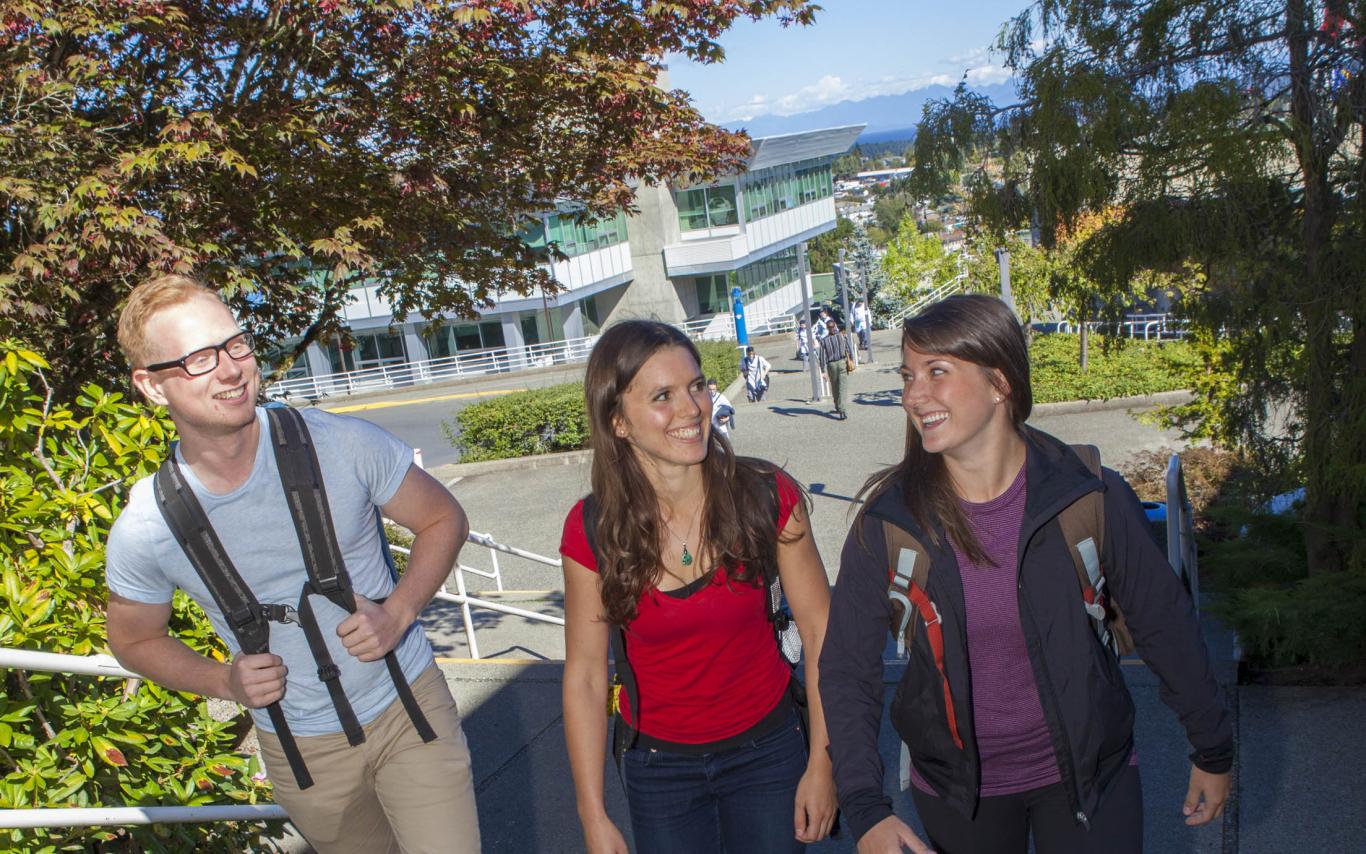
[426,321,508,358]
[676,184,739,232]
[696,275,731,314]
[742,159,833,223]
[526,210,627,258]
[733,247,801,303]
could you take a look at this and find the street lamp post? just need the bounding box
[797,242,822,402]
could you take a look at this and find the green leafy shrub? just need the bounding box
[445,338,743,463]
[0,341,279,851]
[445,383,589,462]
[696,339,743,390]
[1219,568,1366,669]
[1029,334,1198,404]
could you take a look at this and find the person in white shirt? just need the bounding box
[741,346,772,402]
[853,300,872,351]
[707,378,735,436]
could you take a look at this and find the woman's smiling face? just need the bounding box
[899,344,1009,459]
[613,345,713,471]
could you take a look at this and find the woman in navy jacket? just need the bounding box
[818,295,1232,854]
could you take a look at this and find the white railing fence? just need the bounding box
[0,529,560,832]
[391,529,565,661]
[882,273,969,328]
[1054,313,1190,341]
[270,309,800,402]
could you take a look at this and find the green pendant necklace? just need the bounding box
[663,507,701,568]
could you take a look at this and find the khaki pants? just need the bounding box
[257,666,480,854]
[826,358,849,417]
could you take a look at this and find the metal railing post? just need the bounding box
[452,569,480,660]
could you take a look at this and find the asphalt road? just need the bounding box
[316,363,590,467]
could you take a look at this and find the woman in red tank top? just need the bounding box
[561,320,837,853]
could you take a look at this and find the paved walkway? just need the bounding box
[305,328,1362,851]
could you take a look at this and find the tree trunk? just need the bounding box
[1288,0,1350,575]
[1078,311,1089,373]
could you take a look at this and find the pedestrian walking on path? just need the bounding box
[708,377,736,436]
[742,345,772,402]
[796,319,812,364]
[560,320,838,854]
[819,295,1232,854]
[819,318,855,420]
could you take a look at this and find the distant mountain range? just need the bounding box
[724,82,1017,143]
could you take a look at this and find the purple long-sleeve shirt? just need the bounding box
[913,465,1061,797]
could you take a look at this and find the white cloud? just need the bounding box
[769,74,853,116]
[713,65,1014,123]
[944,46,991,67]
[964,64,1013,86]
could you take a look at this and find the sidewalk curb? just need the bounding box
[430,391,1198,481]
[428,449,593,482]
[1031,389,1193,416]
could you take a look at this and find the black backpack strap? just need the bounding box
[582,495,641,761]
[153,456,314,790]
[760,473,801,668]
[266,407,352,609]
[265,407,436,748]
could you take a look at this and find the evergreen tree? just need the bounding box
[913,0,1366,575]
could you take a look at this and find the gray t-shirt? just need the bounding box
[106,407,434,736]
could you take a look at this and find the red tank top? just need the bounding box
[559,472,800,744]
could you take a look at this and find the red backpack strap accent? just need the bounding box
[882,520,963,750]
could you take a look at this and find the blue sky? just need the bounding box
[668,0,1029,123]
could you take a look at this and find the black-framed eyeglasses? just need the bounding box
[145,331,255,377]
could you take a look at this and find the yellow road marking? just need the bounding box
[435,656,558,665]
[325,388,526,413]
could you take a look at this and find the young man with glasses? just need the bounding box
[103,274,480,853]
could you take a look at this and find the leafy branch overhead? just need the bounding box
[0,0,818,394]
[911,0,1366,576]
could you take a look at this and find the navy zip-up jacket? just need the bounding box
[819,429,1233,841]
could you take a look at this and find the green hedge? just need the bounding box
[697,339,743,390]
[1030,334,1197,404]
[447,338,743,463]
[443,382,588,462]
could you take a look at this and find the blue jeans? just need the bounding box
[622,710,808,853]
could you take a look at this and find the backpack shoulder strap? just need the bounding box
[881,519,931,658]
[153,451,315,789]
[582,496,642,759]
[1057,444,1106,598]
[268,408,437,752]
[153,454,271,656]
[881,517,962,752]
[1058,444,1134,656]
[266,406,353,611]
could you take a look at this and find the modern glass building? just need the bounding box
[280,125,863,379]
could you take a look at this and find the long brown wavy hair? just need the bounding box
[585,320,808,626]
[856,294,1032,565]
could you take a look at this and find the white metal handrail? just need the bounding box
[1055,313,1189,340]
[1,805,288,830]
[269,308,801,402]
[884,273,968,327]
[392,528,565,660]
